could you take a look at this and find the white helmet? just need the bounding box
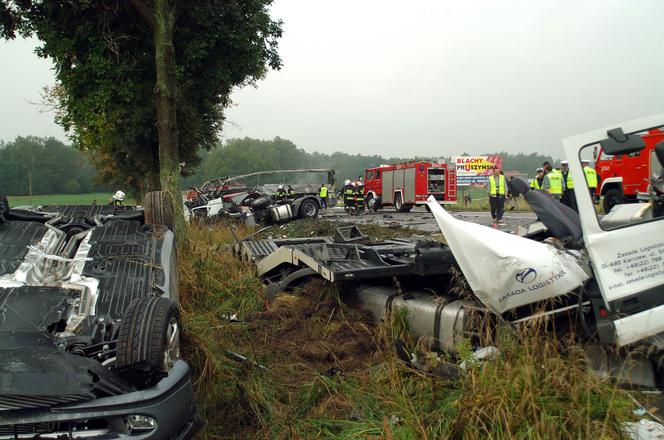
[278,184,284,190]
[112,190,126,201]
[344,179,350,186]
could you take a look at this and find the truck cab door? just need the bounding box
[563,113,664,347]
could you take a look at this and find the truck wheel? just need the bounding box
[603,188,624,213]
[144,190,175,232]
[366,194,377,212]
[394,194,403,212]
[299,198,319,218]
[116,296,181,388]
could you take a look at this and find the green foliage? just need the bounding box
[185,137,558,188]
[3,0,282,196]
[0,136,105,196]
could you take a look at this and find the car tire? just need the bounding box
[251,196,271,210]
[299,198,319,218]
[116,296,181,387]
[0,195,8,213]
[603,188,624,214]
[144,190,175,232]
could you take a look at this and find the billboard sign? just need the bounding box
[452,155,503,186]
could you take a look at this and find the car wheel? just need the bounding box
[116,296,181,388]
[394,194,403,212]
[603,188,624,213]
[0,195,9,214]
[299,199,319,218]
[144,190,175,232]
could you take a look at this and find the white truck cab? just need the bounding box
[564,113,664,346]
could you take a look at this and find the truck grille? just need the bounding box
[0,394,88,410]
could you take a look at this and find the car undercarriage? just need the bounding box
[0,199,199,439]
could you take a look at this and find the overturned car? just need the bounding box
[238,114,664,387]
[0,193,199,439]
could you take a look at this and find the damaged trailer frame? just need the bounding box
[237,113,664,389]
[188,168,337,223]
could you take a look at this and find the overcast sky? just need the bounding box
[1,0,663,158]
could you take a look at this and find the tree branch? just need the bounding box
[128,0,155,28]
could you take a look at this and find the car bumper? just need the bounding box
[0,361,201,440]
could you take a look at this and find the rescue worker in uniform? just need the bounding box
[109,190,126,206]
[275,184,287,202]
[343,180,355,211]
[542,161,563,201]
[560,160,577,211]
[354,182,365,212]
[530,167,545,190]
[287,185,296,198]
[485,167,506,225]
[319,184,328,209]
[582,159,599,203]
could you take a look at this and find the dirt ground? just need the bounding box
[321,205,537,234]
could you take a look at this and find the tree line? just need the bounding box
[0,136,107,196]
[0,135,557,196]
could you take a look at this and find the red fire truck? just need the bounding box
[595,128,664,213]
[363,161,457,212]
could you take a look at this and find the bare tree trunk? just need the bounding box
[153,0,186,239]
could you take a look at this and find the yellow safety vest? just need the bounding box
[563,171,574,190]
[547,170,563,195]
[319,186,328,198]
[489,175,506,196]
[584,166,598,188]
[530,178,542,190]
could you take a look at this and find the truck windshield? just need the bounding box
[428,168,445,193]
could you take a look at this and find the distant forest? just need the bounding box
[1,136,556,196]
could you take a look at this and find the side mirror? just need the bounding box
[656,140,664,167]
[599,127,645,155]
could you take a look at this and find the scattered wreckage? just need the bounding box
[237,114,664,390]
[186,168,336,224]
[0,193,199,439]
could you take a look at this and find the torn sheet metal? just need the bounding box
[427,196,589,313]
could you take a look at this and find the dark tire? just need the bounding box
[299,198,319,218]
[250,196,271,210]
[116,296,181,388]
[144,190,175,232]
[0,195,8,213]
[394,193,403,212]
[366,194,379,212]
[603,188,624,213]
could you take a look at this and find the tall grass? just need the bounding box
[178,222,635,439]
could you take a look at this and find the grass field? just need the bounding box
[7,193,136,207]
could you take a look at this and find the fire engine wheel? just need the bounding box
[602,188,624,214]
[394,194,403,212]
[366,194,378,212]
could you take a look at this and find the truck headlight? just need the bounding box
[126,415,156,432]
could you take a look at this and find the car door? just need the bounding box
[563,113,664,346]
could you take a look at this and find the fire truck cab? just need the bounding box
[595,128,664,213]
[363,161,456,212]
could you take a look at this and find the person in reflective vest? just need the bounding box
[287,185,296,198]
[354,183,365,210]
[542,162,563,201]
[560,160,577,212]
[582,159,599,203]
[319,184,328,209]
[275,184,287,202]
[343,180,355,210]
[530,167,544,190]
[485,167,506,224]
